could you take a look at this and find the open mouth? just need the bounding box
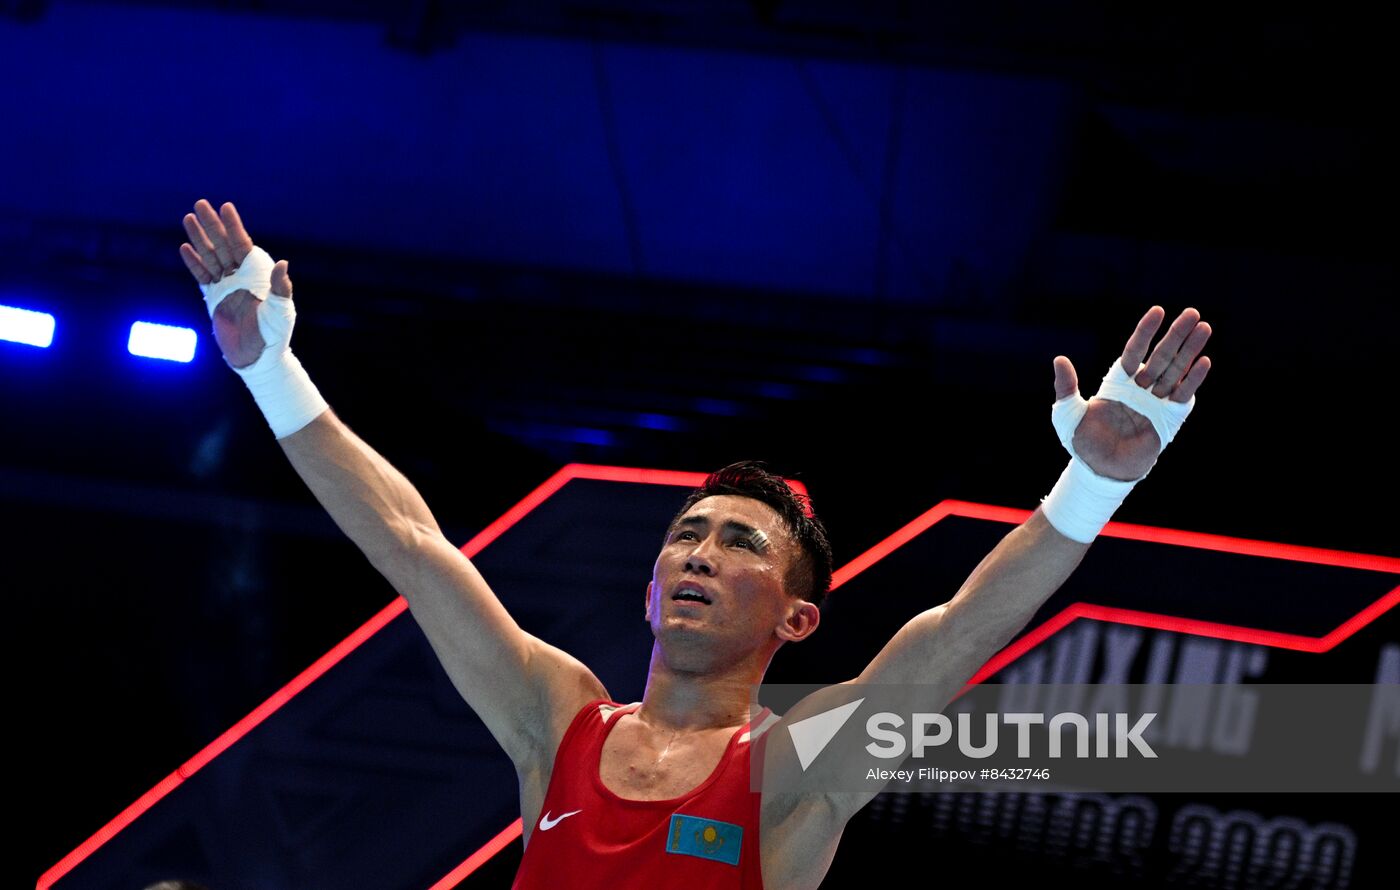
[672,589,712,605]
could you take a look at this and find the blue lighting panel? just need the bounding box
[0,304,56,348]
[128,321,197,363]
[634,412,684,432]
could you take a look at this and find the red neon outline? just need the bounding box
[831,500,1400,588]
[425,818,525,890]
[39,468,1396,889]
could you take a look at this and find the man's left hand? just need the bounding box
[1053,306,1213,481]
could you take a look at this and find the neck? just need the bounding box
[634,641,773,733]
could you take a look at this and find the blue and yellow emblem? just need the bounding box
[665,813,743,866]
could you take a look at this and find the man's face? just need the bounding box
[646,494,810,663]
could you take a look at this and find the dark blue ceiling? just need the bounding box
[0,2,1079,305]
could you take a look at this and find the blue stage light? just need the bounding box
[128,321,197,363]
[633,412,684,432]
[0,304,56,348]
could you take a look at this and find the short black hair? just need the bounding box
[665,460,833,609]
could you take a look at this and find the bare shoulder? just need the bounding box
[753,680,883,887]
[518,634,612,764]
[512,640,610,850]
[760,790,847,890]
[513,636,611,844]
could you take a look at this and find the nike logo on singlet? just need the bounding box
[539,809,583,831]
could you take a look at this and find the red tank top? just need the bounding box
[512,699,779,889]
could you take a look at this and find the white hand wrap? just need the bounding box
[1040,359,1196,543]
[201,245,328,439]
[201,245,275,314]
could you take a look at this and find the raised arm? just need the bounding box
[277,410,608,764]
[179,199,606,767]
[821,305,1213,823]
[856,306,1212,688]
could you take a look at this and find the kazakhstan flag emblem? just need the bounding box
[665,813,743,866]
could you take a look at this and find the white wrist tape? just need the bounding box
[200,245,328,439]
[1040,458,1136,544]
[1040,358,1196,543]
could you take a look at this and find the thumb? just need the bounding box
[1052,355,1078,401]
[270,259,292,299]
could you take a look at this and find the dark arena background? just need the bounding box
[5,2,1397,889]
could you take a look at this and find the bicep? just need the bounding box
[854,603,957,689]
[771,605,980,825]
[388,528,607,765]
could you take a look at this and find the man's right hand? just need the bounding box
[179,198,611,826]
[179,199,291,369]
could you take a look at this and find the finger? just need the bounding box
[1169,356,1211,403]
[1052,355,1078,401]
[270,259,292,299]
[1119,305,1165,376]
[183,212,222,277]
[1151,320,1212,398]
[1135,307,1201,388]
[194,199,237,273]
[219,202,254,264]
[178,243,215,285]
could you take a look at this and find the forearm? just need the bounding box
[938,506,1090,664]
[858,307,1207,702]
[278,408,443,566]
